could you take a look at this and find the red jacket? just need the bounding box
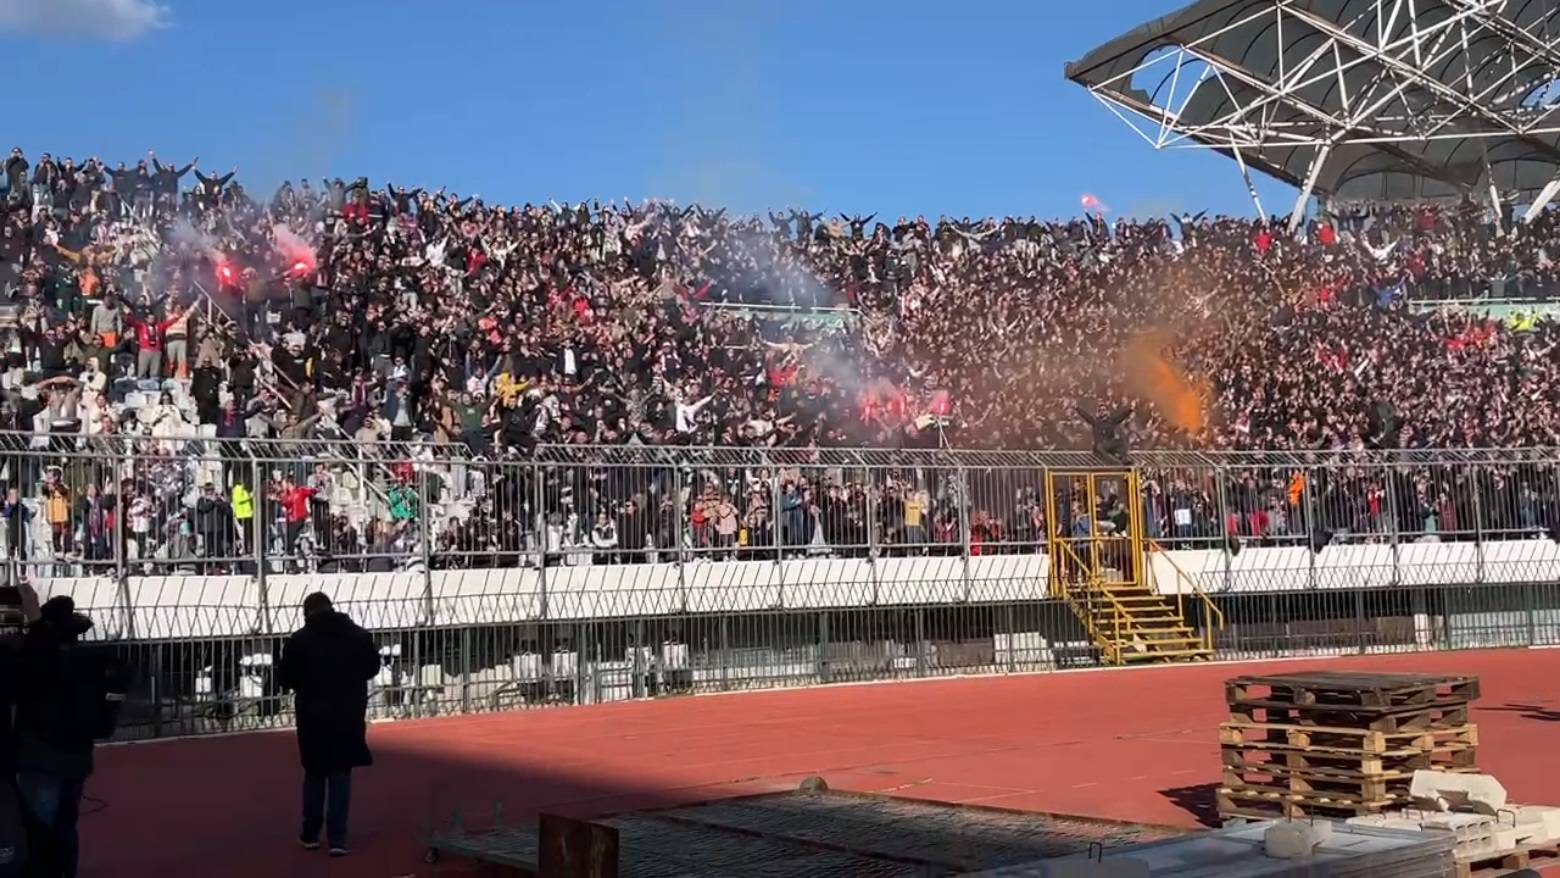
[125,313,177,352]
[280,486,318,524]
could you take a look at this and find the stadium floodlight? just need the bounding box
[1066,0,1560,229]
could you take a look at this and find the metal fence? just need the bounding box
[6,434,1560,740]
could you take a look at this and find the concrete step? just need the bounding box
[1096,636,1205,651]
[1084,593,1168,604]
[1090,611,1185,623]
[1120,648,1214,663]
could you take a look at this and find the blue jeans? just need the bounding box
[301,770,351,849]
[16,771,83,878]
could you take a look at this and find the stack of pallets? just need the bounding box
[1217,671,1480,823]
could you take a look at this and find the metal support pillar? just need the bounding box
[1472,475,1487,585]
[1302,467,1320,590]
[116,442,136,640]
[1214,467,1233,592]
[719,614,730,691]
[817,612,831,684]
[955,464,973,603]
[574,621,588,706]
[418,466,434,627]
[1288,144,1330,234]
[1383,464,1402,588]
[251,446,268,637]
[1522,177,1560,224]
[534,463,548,620]
[672,467,687,613]
[914,608,927,678]
[1230,145,1268,220]
[459,626,472,714]
[632,619,645,699]
[772,471,785,609]
[1488,171,1506,237]
[415,464,434,717]
[865,470,880,606]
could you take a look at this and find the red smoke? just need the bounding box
[272,224,317,277]
[860,382,952,425]
[859,379,908,425]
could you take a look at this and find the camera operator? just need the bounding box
[0,580,40,770]
[11,595,124,878]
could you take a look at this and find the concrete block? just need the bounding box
[1264,821,1334,858]
[1410,770,1508,814]
[1349,811,1497,858]
[1511,804,1560,843]
[1419,812,1496,835]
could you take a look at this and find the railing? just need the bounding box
[1053,540,1132,665]
[1148,539,1226,654]
[4,435,1560,739]
[185,280,402,513]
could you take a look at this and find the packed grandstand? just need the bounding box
[1,146,1558,575]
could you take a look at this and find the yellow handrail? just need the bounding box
[1054,540,1142,665]
[1147,539,1226,652]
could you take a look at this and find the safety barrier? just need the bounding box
[2,435,1556,738]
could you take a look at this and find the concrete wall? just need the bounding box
[36,537,1560,640]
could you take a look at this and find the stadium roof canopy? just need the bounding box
[1066,0,1560,222]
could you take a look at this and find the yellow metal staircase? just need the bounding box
[1045,470,1224,665]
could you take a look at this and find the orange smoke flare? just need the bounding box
[1118,330,1208,434]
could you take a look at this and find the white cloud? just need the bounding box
[0,0,170,41]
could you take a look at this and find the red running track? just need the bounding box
[85,648,1560,877]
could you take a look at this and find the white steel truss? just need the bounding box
[1066,0,1560,214]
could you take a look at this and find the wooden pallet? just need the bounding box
[1221,771,1411,802]
[1220,720,1479,753]
[1221,761,1470,802]
[1221,739,1479,774]
[1457,840,1560,877]
[1229,699,1472,733]
[1216,786,1398,822]
[1225,671,1481,712]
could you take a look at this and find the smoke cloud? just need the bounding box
[167,217,221,260]
[1118,329,1208,434]
[272,224,317,274]
[0,0,170,41]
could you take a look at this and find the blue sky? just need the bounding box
[3,0,1297,220]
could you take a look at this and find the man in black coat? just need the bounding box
[13,595,117,878]
[277,593,380,857]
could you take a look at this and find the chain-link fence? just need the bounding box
[7,435,1559,739]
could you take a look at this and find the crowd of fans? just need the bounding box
[0,145,1557,574]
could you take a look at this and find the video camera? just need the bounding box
[76,645,130,741]
[0,586,27,635]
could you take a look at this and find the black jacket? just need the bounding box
[12,625,101,781]
[278,610,380,773]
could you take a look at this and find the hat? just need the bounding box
[37,595,92,636]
